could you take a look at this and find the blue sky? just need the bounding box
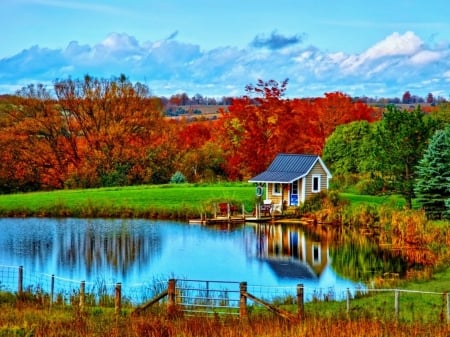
[1,0,450,99]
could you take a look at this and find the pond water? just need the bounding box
[0,218,363,301]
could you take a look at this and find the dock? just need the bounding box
[188,215,273,225]
[188,202,275,225]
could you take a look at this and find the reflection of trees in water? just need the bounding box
[56,220,162,278]
[330,231,406,282]
[6,234,53,271]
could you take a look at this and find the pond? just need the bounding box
[0,218,363,303]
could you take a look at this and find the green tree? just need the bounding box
[414,126,450,219]
[371,105,436,208]
[323,120,374,175]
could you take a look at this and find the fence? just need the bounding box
[1,265,449,323]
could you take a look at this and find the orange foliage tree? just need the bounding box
[0,84,74,190]
[216,80,377,180]
[53,74,168,186]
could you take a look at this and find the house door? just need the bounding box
[290,181,298,206]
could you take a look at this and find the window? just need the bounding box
[312,175,321,192]
[272,183,281,195]
[291,180,298,195]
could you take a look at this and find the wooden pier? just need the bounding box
[188,202,273,225]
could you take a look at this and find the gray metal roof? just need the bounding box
[248,153,325,183]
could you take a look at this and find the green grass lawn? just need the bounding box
[0,182,256,218]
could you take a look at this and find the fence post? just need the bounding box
[240,282,247,319]
[18,266,23,297]
[115,282,122,316]
[80,281,85,311]
[167,278,176,314]
[394,289,399,320]
[297,284,304,319]
[346,288,351,314]
[446,292,450,324]
[50,274,55,308]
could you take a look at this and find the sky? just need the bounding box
[1,0,450,99]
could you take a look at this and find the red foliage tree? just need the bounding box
[216,81,377,180]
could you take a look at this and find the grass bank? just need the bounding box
[0,183,256,219]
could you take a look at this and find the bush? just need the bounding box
[170,171,187,184]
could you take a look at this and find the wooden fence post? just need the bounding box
[80,281,85,311]
[446,292,450,324]
[240,282,247,319]
[115,282,122,316]
[394,289,399,320]
[297,284,304,319]
[50,274,55,308]
[167,278,176,315]
[18,266,23,297]
[346,288,351,314]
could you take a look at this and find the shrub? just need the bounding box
[170,171,187,184]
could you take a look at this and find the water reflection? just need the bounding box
[0,218,161,281]
[0,218,359,291]
[255,223,328,280]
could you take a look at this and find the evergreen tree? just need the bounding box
[414,126,450,219]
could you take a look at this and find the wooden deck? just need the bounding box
[188,215,273,225]
[188,202,277,225]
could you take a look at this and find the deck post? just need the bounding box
[239,282,247,319]
[297,284,304,319]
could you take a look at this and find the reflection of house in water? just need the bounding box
[255,223,328,280]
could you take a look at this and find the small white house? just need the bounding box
[248,153,332,213]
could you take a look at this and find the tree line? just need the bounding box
[1,74,450,218]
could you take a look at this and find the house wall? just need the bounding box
[266,183,284,206]
[303,161,328,201]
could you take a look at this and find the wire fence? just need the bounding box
[1,265,449,323]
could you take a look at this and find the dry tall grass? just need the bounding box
[1,304,449,337]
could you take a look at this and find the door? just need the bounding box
[290,180,298,206]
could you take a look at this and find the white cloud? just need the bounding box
[1,31,450,98]
[409,50,443,65]
[363,31,423,60]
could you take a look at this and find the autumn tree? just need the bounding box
[216,79,289,179]
[0,84,74,190]
[53,74,167,186]
[216,80,376,180]
[402,91,411,104]
[286,92,377,154]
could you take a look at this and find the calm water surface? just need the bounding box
[0,218,359,291]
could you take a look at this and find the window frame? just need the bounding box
[312,174,321,193]
[272,183,282,196]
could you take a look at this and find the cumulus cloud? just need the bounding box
[0,31,449,98]
[251,31,304,50]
